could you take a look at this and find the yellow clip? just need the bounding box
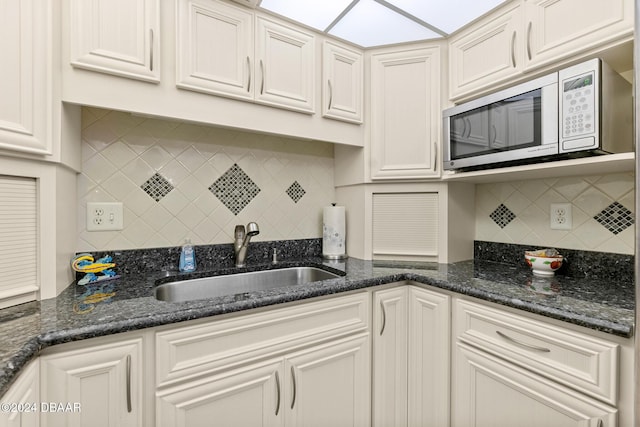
[71,253,115,273]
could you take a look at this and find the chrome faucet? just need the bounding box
[234,222,259,267]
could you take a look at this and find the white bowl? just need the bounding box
[525,250,563,276]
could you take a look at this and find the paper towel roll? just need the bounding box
[323,205,347,259]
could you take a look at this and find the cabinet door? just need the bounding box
[255,17,315,114]
[156,360,283,427]
[176,0,254,100]
[452,342,617,427]
[322,41,363,124]
[448,2,523,101]
[370,47,440,180]
[525,0,633,70]
[69,0,160,82]
[41,338,145,427]
[285,333,370,427]
[0,360,39,427]
[372,288,408,427]
[0,0,51,155]
[407,287,450,427]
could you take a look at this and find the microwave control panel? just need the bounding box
[561,71,596,140]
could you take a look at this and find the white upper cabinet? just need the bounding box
[0,0,52,155]
[255,17,315,114]
[524,0,633,69]
[449,0,633,100]
[69,0,160,82]
[370,46,441,180]
[176,0,254,100]
[449,2,523,101]
[177,0,315,114]
[322,41,364,124]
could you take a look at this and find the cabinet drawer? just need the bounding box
[454,299,618,404]
[156,292,370,387]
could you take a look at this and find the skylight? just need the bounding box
[258,0,508,48]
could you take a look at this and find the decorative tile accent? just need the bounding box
[141,173,174,202]
[209,164,261,215]
[593,202,634,235]
[286,181,306,203]
[489,204,516,229]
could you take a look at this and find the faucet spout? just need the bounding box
[234,222,259,267]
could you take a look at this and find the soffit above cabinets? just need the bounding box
[237,0,508,48]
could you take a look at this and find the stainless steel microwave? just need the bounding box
[442,58,632,171]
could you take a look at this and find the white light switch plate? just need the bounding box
[87,202,123,231]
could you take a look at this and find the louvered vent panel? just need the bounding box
[0,176,38,301]
[372,192,438,256]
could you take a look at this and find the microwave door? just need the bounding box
[450,106,491,159]
[489,90,541,152]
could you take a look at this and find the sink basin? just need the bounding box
[155,266,341,303]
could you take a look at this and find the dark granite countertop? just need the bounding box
[0,257,634,398]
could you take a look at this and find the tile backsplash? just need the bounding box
[78,108,335,251]
[476,173,635,254]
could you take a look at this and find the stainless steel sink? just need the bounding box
[155,266,341,303]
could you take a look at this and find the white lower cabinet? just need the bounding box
[156,334,370,427]
[1,286,630,427]
[284,333,370,427]
[407,286,450,427]
[452,298,621,427]
[373,287,408,427]
[373,285,450,427]
[155,292,371,427]
[40,335,148,427]
[0,361,39,427]
[156,359,283,427]
[452,342,616,427]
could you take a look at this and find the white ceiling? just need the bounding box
[257,0,507,48]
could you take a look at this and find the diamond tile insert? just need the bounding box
[286,181,306,203]
[209,163,261,215]
[489,203,516,229]
[141,173,174,202]
[593,202,634,235]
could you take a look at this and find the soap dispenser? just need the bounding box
[179,239,196,273]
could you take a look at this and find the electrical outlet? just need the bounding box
[87,202,123,231]
[550,203,572,230]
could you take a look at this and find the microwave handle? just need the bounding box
[464,117,471,139]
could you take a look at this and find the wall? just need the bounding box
[476,173,635,254]
[78,108,335,251]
